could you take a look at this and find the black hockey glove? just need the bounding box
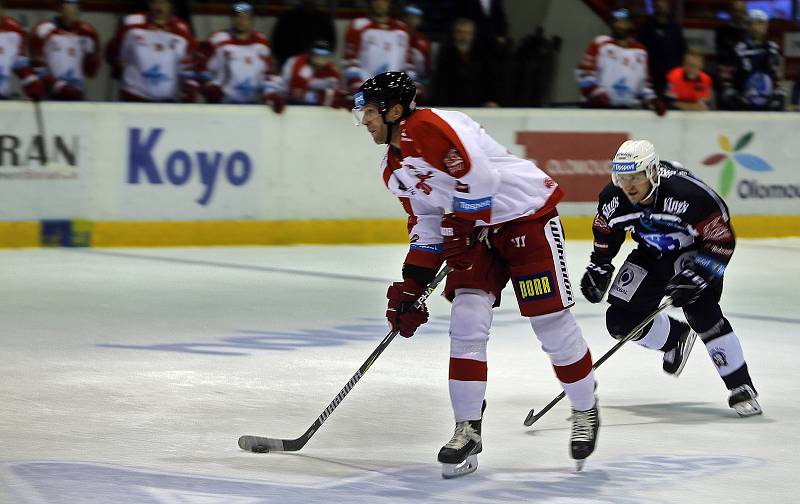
[580,262,615,303]
[665,267,714,307]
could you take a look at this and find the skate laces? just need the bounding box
[445,422,479,449]
[569,408,597,442]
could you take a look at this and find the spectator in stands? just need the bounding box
[455,0,508,55]
[344,0,412,93]
[714,0,749,108]
[665,48,713,111]
[721,9,785,111]
[271,0,336,69]
[198,2,284,113]
[0,2,45,101]
[404,4,431,96]
[281,40,348,108]
[29,0,100,101]
[636,0,686,98]
[105,0,198,102]
[576,9,666,116]
[431,17,499,107]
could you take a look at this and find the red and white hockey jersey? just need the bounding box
[408,31,431,82]
[382,109,563,269]
[106,12,195,101]
[281,53,342,105]
[576,36,655,107]
[0,16,31,98]
[201,29,274,104]
[344,17,410,87]
[30,18,100,91]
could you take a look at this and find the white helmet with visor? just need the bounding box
[611,140,660,199]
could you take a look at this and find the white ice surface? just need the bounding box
[1,240,798,503]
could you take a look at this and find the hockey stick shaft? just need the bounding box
[239,264,454,453]
[33,100,48,165]
[523,299,673,426]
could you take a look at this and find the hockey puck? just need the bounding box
[251,445,270,453]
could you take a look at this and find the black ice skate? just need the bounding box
[438,401,486,479]
[728,384,762,417]
[569,402,599,471]
[663,321,697,377]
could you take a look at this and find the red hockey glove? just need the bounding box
[441,214,477,271]
[51,80,83,101]
[23,78,45,102]
[264,92,286,114]
[386,278,429,338]
[587,87,611,107]
[14,62,45,102]
[204,84,223,103]
[649,98,668,117]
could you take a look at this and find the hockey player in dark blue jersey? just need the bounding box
[580,139,761,417]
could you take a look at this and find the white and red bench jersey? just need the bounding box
[107,13,195,101]
[344,17,410,83]
[204,30,273,103]
[409,31,431,81]
[30,19,99,88]
[0,16,26,98]
[381,108,563,269]
[576,36,655,107]
[281,53,342,104]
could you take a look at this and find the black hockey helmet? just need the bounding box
[352,71,416,124]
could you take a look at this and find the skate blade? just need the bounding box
[574,459,585,472]
[441,454,478,479]
[733,399,762,417]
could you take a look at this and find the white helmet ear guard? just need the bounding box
[611,140,660,194]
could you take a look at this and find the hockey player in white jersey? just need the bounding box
[576,8,666,116]
[105,0,198,102]
[0,4,45,101]
[198,2,284,113]
[30,0,100,101]
[581,140,761,417]
[353,72,601,476]
[344,0,412,91]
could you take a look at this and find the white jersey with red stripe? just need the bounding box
[0,16,26,98]
[109,13,195,101]
[204,30,273,104]
[381,108,563,266]
[281,53,342,105]
[30,19,99,89]
[576,36,655,107]
[344,17,410,84]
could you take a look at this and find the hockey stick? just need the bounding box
[238,264,454,453]
[523,298,673,426]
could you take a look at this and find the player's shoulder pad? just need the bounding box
[170,17,194,38]
[593,35,613,45]
[123,13,148,27]
[251,32,271,46]
[627,39,648,51]
[33,20,57,38]
[350,17,372,31]
[390,19,409,31]
[0,15,25,34]
[75,21,99,37]
[208,29,232,46]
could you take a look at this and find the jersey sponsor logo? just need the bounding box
[514,272,556,301]
[609,262,647,302]
[414,170,434,195]
[410,243,442,253]
[699,215,732,242]
[443,148,467,178]
[693,254,726,277]
[544,177,556,188]
[455,180,470,193]
[452,196,492,213]
[593,214,612,234]
[127,127,253,206]
[601,196,619,219]
[510,235,526,248]
[640,232,683,252]
[708,244,734,257]
[663,196,689,214]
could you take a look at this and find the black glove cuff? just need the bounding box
[402,263,437,287]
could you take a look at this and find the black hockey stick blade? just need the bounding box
[523,299,673,427]
[238,265,453,453]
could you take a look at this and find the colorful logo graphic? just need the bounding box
[701,132,772,196]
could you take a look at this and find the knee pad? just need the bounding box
[529,309,588,366]
[606,305,653,341]
[449,289,494,358]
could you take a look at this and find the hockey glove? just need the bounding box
[580,262,615,303]
[648,98,668,117]
[386,278,429,338]
[204,84,224,103]
[441,214,477,271]
[264,92,286,114]
[665,267,714,307]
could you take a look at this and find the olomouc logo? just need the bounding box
[701,132,772,197]
[127,128,253,205]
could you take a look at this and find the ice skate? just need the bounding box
[728,384,762,417]
[663,321,697,376]
[438,401,485,479]
[569,401,599,471]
